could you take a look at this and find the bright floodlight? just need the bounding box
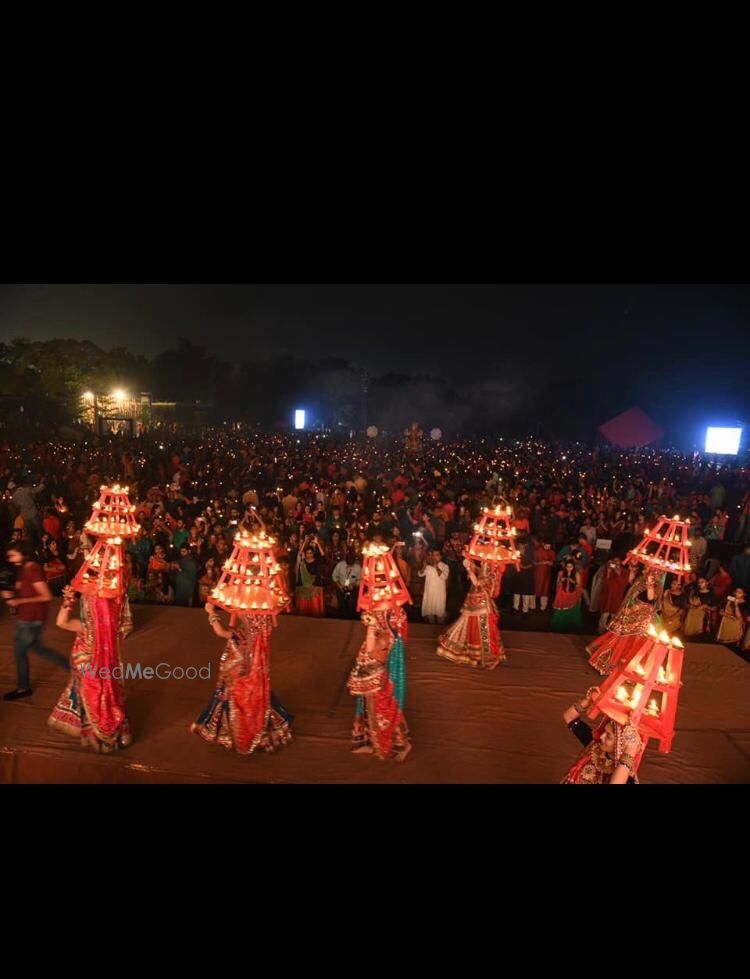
[82,391,94,402]
[112,388,127,404]
[294,409,306,430]
[705,427,742,454]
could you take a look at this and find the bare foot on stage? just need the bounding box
[352,745,374,754]
[395,743,412,762]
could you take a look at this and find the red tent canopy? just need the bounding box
[598,406,664,449]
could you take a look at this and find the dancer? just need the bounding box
[192,603,292,754]
[348,606,411,761]
[561,686,643,784]
[49,585,132,752]
[437,557,505,668]
[586,568,662,676]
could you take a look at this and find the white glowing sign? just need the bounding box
[705,427,741,454]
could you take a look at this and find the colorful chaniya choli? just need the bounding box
[562,718,642,784]
[48,596,132,753]
[586,576,663,676]
[348,608,410,760]
[193,615,292,755]
[437,570,505,669]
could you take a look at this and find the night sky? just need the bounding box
[1,283,749,442]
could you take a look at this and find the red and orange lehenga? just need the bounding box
[48,596,132,752]
[586,575,662,676]
[437,567,505,669]
[192,615,292,754]
[348,608,410,759]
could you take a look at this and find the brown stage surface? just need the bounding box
[1,605,750,783]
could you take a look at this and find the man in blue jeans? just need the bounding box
[1,542,68,701]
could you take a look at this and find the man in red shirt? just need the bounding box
[2,543,68,701]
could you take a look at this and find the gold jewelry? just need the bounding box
[618,753,635,772]
[574,701,588,715]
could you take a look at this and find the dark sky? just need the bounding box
[1,283,748,440]
[1,283,749,375]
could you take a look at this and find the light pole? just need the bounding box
[360,369,369,433]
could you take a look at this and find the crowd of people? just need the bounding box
[2,430,750,653]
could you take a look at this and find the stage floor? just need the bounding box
[2,605,750,783]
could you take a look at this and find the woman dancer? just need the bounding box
[437,557,505,668]
[561,686,643,784]
[586,568,662,675]
[191,603,292,754]
[49,585,132,752]
[348,606,411,761]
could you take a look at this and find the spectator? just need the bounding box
[130,526,154,579]
[730,545,750,592]
[152,571,175,605]
[533,538,555,612]
[295,540,325,616]
[662,579,687,634]
[704,508,729,542]
[711,563,734,605]
[418,547,449,624]
[171,517,189,553]
[579,516,597,546]
[12,478,44,553]
[43,539,67,596]
[331,548,361,618]
[684,578,717,637]
[43,506,62,542]
[198,557,219,604]
[513,535,536,613]
[689,526,707,575]
[597,557,631,633]
[172,544,198,607]
[716,588,748,646]
[148,545,170,577]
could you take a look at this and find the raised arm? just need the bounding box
[204,602,233,640]
[463,559,480,589]
[56,586,83,633]
[563,686,600,725]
